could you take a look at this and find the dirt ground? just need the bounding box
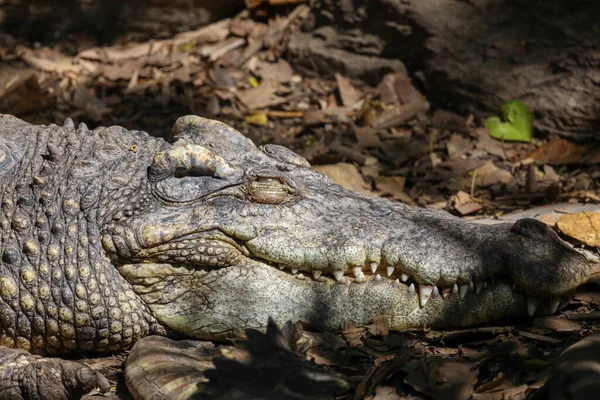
[1,2,599,399]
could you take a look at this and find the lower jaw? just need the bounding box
[128,261,560,341]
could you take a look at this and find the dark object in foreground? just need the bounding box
[125,319,349,400]
[534,334,600,400]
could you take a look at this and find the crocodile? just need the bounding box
[0,114,591,399]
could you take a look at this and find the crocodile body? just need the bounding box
[0,114,591,398]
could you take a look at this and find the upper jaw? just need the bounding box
[243,216,590,309]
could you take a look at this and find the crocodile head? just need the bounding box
[103,116,591,339]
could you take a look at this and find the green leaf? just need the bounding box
[485,100,534,142]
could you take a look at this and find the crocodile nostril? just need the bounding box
[510,218,558,242]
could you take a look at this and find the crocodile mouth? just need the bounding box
[133,234,566,318]
[265,259,567,317]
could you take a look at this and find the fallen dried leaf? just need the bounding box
[250,58,294,83]
[452,191,482,215]
[376,72,423,105]
[335,73,362,107]
[367,315,390,337]
[532,317,582,332]
[342,322,366,348]
[529,138,586,165]
[556,212,600,247]
[375,176,414,205]
[371,99,429,129]
[353,125,381,148]
[446,134,473,160]
[574,292,600,306]
[313,163,373,196]
[237,80,285,110]
[404,357,478,400]
[368,385,402,400]
[475,127,509,159]
[472,384,530,400]
[473,161,514,187]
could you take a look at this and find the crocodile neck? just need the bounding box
[0,117,166,354]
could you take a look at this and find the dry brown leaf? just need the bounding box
[532,317,582,332]
[335,73,362,107]
[446,134,473,160]
[375,176,405,193]
[404,357,478,400]
[368,385,402,400]
[99,61,141,81]
[237,80,285,110]
[306,347,351,367]
[367,315,390,337]
[452,191,482,216]
[574,292,600,306]
[376,72,423,105]
[313,163,373,196]
[371,99,429,129]
[556,212,600,247]
[475,127,510,159]
[374,176,414,205]
[529,138,586,165]
[250,58,294,83]
[353,125,381,148]
[0,74,49,116]
[342,322,366,348]
[471,384,530,400]
[20,47,79,74]
[473,160,513,187]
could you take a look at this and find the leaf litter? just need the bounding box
[0,2,598,399]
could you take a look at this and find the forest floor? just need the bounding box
[0,3,599,399]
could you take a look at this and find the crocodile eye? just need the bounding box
[246,177,294,205]
[257,177,284,184]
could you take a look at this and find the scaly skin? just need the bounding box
[0,114,591,398]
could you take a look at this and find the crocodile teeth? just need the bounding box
[527,297,539,317]
[458,284,469,300]
[394,279,400,285]
[512,282,516,290]
[475,281,483,294]
[354,271,365,283]
[374,273,382,282]
[483,281,488,289]
[386,266,395,277]
[352,267,362,277]
[295,273,305,280]
[401,273,409,282]
[548,297,560,314]
[279,264,285,270]
[451,284,459,294]
[291,268,299,274]
[370,262,378,274]
[312,270,322,280]
[333,270,344,282]
[419,285,434,307]
[469,281,475,292]
[433,286,439,296]
[408,283,416,294]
